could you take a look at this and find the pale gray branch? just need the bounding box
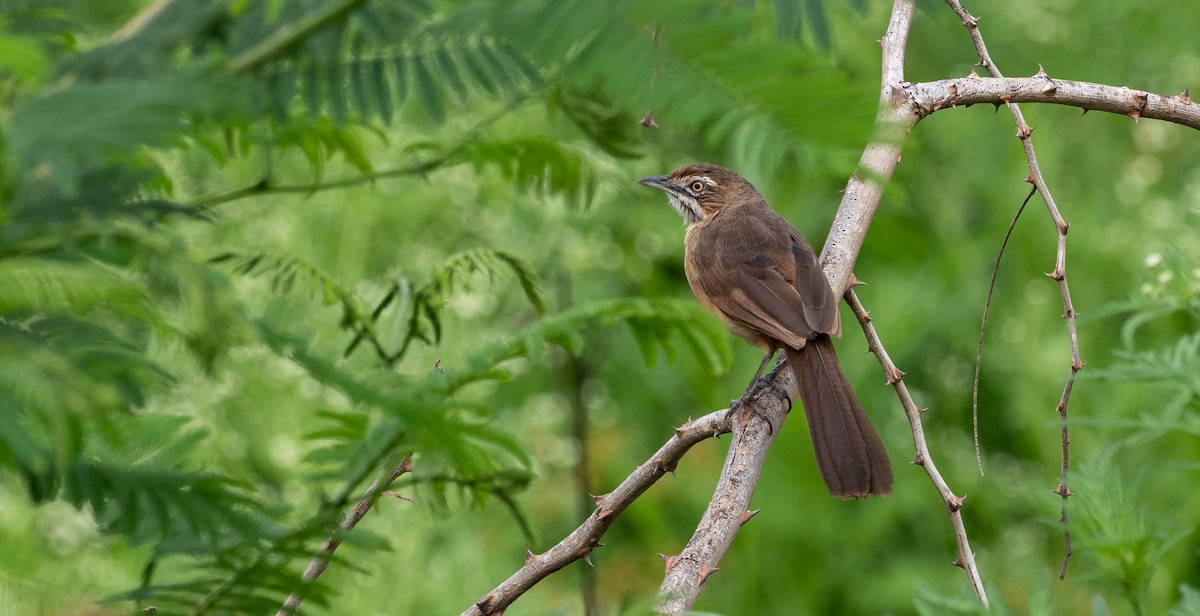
[654,369,792,614]
[908,76,1200,130]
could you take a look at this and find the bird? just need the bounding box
[638,163,893,498]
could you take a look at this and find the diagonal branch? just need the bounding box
[845,289,989,604]
[460,410,732,616]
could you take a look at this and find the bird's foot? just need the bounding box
[730,394,775,436]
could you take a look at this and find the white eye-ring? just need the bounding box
[689,180,705,193]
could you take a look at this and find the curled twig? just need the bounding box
[973,186,1036,475]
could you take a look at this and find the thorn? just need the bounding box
[948,82,958,98]
[640,110,658,128]
[1045,267,1065,281]
[434,358,442,373]
[699,563,719,585]
[739,509,761,526]
[967,67,980,79]
[596,507,615,520]
[1133,91,1149,107]
[1034,65,1058,94]
[911,453,926,466]
[876,37,884,47]
[674,425,685,439]
[476,594,496,612]
[525,547,539,565]
[916,405,929,416]
[952,558,965,569]
[1054,484,1074,497]
[961,13,979,28]
[1071,357,1084,371]
[1128,110,1140,123]
[1016,123,1034,139]
[590,493,605,506]
[1058,220,1069,235]
[659,553,679,572]
[582,551,594,567]
[1024,172,1036,185]
[947,495,964,513]
[383,491,415,503]
[1175,89,1192,104]
[885,365,905,384]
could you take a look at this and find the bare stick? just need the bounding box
[972,187,1036,475]
[461,411,732,616]
[278,454,415,616]
[845,290,990,605]
[943,0,1083,579]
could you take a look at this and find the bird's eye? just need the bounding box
[689,180,705,193]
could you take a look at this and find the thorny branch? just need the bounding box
[944,0,1082,579]
[846,290,989,602]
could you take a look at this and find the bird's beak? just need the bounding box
[637,175,672,191]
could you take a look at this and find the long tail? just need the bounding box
[787,336,893,498]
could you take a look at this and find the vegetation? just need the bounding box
[1,0,1198,614]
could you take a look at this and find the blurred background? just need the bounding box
[1,0,1198,614]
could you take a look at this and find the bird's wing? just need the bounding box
[696,212,840,348]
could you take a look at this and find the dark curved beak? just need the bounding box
[637,175,672,191]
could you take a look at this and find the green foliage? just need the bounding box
[2,0,1199,615]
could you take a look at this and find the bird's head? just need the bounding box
[637,163,762,225]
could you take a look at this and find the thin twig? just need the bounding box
[223,0,369,76]
[278,454,415,616]
[845,290,989,605]
[460,411,732,616]
[943,0,1082,579]
[972,186,1036,475]
[186,96,530,213]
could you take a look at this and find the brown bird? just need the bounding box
[639,163,893,498]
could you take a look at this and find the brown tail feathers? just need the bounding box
[787,336,893,498]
